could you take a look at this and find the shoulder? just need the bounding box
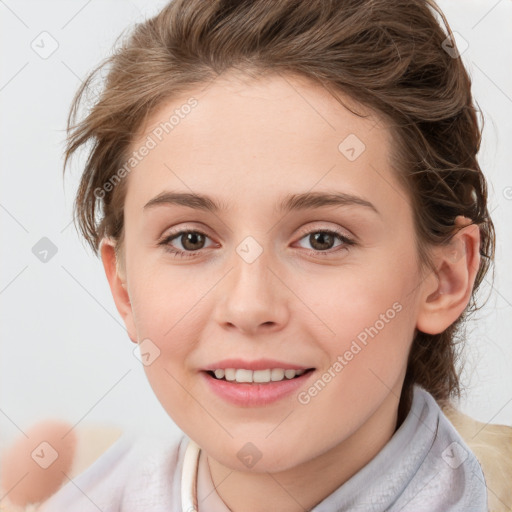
[39,431,188,511]
[442,398,512,512]
[401,387,488,511]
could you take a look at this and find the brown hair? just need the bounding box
[63,0,495,411]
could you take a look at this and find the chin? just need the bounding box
[204,437,313,474]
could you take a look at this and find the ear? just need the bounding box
[416,216,481,335]
[100,237,138,344]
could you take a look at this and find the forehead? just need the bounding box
[124,72,409,219]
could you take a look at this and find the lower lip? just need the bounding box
[201,370,315,407]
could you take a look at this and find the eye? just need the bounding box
[295,228,355,255]
[158,229,215,258]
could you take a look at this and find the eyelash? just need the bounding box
[157,227,356,259]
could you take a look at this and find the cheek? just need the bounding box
[127,256,195,334]
[127,269,212,395]
[307,255,418,379]
[304,256,415,336]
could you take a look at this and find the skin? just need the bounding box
[101,71,481,512]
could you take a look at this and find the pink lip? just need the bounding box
[202,358,313,371]
[200,369,315,407]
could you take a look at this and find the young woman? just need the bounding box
[41,0,494,510]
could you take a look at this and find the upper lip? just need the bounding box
[202,358,314,371]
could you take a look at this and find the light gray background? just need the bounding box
[1,0,511,451]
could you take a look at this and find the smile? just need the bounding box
[208,368,312,383]
[201,367,316,407]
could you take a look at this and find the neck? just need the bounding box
[207,389,405,512]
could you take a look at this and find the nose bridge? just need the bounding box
[214,235,289,332]
[231,236,276,303]
[233,242,270,293]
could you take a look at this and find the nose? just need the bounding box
[213,247,290,336]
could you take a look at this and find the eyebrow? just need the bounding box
[143,190,380,216]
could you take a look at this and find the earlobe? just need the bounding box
[99,237,138,344]
[416,217,481,335]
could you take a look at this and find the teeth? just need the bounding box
[271,368,285,381]
[253,369,271,383]
[210,368,307,383]
[225,368,236,381]
[214,369,225,379]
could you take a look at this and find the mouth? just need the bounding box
[204,367,315,384]
[200,358,316,406]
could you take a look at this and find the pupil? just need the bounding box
[311,232,333,250]
[183,232,204,250]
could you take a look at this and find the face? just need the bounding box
[109,71,428,472]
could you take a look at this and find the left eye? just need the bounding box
[295,229,355,253]
[158,228,355,258]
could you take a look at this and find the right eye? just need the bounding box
[158,229,215,258]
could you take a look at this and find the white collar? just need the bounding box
[181,438,201,512]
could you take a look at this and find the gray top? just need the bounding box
[40,385,488,511]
